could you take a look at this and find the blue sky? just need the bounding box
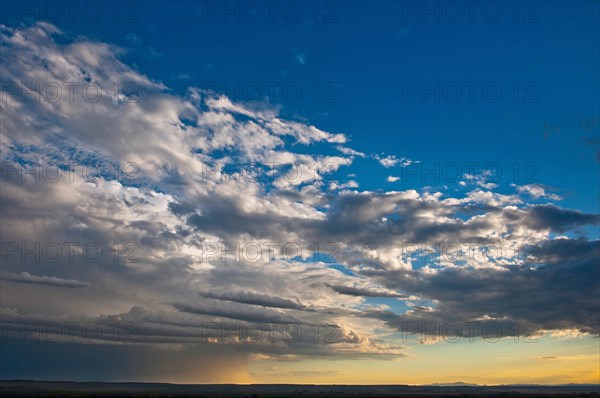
[1,0,599,384]
[5,1,598,215]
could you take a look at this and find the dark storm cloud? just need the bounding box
[173,301,304,324]
[523,204,600,232]
[325,284,407,298]
[361,238,600,336]
[200,291,308,310]
[1,272,90,288]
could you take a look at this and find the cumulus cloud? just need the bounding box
[374,154,414,168]
[513,184,562,200]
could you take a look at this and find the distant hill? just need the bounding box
[0,380,598,397]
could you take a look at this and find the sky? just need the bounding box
[0,0,599,385]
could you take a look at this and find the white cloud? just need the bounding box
[291,47,307,65]
[374,154,414,168]
[514,184,563,200]
[336,146,367,158]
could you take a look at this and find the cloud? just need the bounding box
[361,238,600,336]
[374,154,414,168]
[2,272,90,288]
[325,284,407,299]
[173,301,303,325]
[171,73,191,80]
[125,33,163,59]
[523,204,600,232]
[513,184,562,200]
[200,291,307,310]
[329,180,359,190]
[336,146,367,158]
[291,48,307,65]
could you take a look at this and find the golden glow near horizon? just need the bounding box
[247,335,600,385]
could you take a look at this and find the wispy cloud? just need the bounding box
[2,272,90,288]
[291,47,307,65]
